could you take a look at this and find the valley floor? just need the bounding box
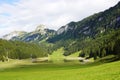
[0,59,120,80]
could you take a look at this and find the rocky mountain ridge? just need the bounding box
[2,24,56,43]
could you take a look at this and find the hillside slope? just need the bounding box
[48,1,120,42]
[46,2,120,60]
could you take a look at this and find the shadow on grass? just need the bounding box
[0,60,104,73]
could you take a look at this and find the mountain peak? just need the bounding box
[34,24,46,34]
[2,31,27,40]
[35,24,45,31]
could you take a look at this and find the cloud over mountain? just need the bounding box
[0,0,119,37]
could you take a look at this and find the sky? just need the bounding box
[0,0,119,37]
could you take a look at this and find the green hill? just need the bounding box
[0,39,48,61]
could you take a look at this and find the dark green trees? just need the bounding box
[0,39,48,61]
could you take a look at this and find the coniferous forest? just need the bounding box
[0,40,48,61]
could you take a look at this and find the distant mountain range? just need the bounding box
[2,1,120,44]
[3,24,56,43]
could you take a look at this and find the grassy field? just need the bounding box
[0,48,119,80]
[0,59,120,80]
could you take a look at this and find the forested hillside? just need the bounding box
[46,2,120,60]
[64,29,120,60]
[0,39,48,62]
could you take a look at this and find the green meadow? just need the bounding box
[0,60,120,80]
[0,48,120,80]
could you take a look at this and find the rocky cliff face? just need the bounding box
[57,22,77,35]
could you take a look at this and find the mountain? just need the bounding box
[3,24,56,43]
[2,31,27,40]
[3,2,120,43]
[17,24,56,43]
[46,1,120,60]
[21,25,56,43]
[47,1,120,43]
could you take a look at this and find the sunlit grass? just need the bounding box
[48,47,65,63]
[0,50,119,80]
[0,60,120,80]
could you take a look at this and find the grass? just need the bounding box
[0,59,120,80]
[48,47,65,63]
[0,49,119,80]
[48,48,84,63]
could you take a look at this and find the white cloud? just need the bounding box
[0,0,119,37]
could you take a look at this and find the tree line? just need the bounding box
[0,40,48,62]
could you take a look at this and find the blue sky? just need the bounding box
[0,0,119,37]
[0,0,19,4]
[0,12,11,16]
